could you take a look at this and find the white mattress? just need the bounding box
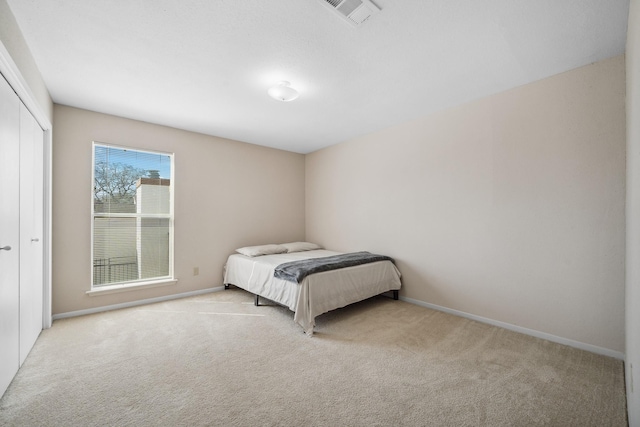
[223,249,402,334]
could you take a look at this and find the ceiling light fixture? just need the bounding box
[268,81,299,102]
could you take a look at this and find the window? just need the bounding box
[92,143,174,289]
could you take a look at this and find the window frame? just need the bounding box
[89,141,175,293]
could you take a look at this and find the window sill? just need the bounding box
[86,278,178,296]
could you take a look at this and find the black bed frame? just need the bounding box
[224,283,398,306]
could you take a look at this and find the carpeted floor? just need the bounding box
[0,289,628,426]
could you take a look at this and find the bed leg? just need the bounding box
[224,284,229,290]
[255,294,260,306]
[393,290,399,300]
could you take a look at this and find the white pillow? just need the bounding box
[236,244,288,257]
[281,242,323,253]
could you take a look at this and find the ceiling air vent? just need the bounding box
[320,0,381,27]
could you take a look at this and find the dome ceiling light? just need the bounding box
[267,81,299,102]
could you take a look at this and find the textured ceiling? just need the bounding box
[6,0,630,154]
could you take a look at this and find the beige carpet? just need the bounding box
[0,289,627,426]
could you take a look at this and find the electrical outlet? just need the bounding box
[193,267,199,276]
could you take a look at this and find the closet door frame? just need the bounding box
[0,42,53,329]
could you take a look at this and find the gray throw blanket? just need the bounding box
[274,251,394,283]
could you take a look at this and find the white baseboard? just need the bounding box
[399,296,625,361]
[52,287,224,321]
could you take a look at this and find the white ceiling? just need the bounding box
[6,0,630,154]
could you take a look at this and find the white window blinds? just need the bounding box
[92,143,174,287]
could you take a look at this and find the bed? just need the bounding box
[223,242,402,335]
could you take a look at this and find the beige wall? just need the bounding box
[306,55,626,353]
[52,105,305,314]
[627,0,640,423]
[0,0,52,122]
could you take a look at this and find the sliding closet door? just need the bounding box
[19,102,44,365]
[0,74,21,396]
